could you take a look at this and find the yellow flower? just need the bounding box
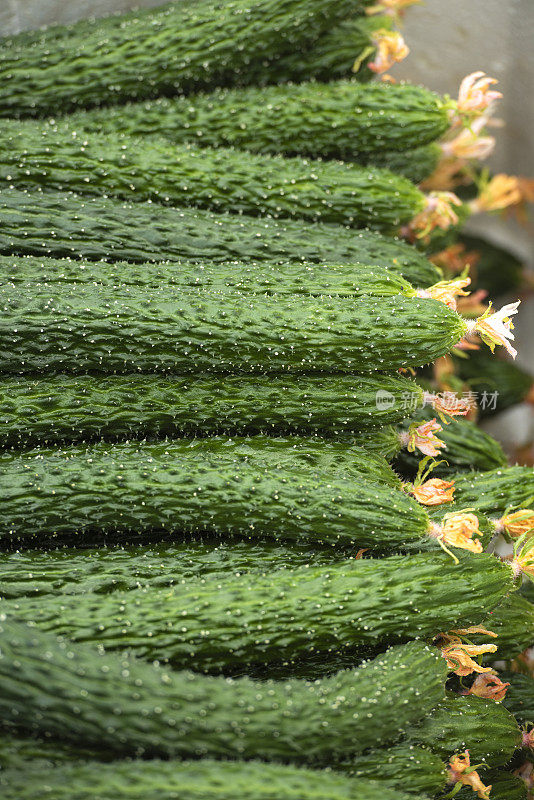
[409,192,462,239]
[467,672,510,702]
[440,513,484,554]
[417,276,471,311]
[498,509,534,538]
[367,30,409,75]
[441,127,496,162]
[470,173,523,213]
[436,627,497,676]
[448,751,492,800]
[405,418,446,457]
[467,300,521,359]
[408,478,455,506]
[455,71,502,117]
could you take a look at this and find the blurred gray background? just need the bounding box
[1,0,533,453]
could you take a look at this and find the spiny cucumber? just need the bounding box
[364,143,442,185]
[454,350,534,417]
[0,375,425,450]
[0,618,447,762]
[0,283,467,375]
[1,254,421,295]
[0,758,424,800]
[502,671,534,724]
[0,188,442,286]
[0,732,103,771]
[338,743,449,795]
[0,437,434,552]
[0,0,358,117]
[2,551,514,671]
[483,593,534,662]
[63,81,450,161]
[456,771,528,800]
[409,693,524,766]
[0,123,426,232]
[452,467,534,517]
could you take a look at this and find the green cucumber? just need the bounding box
[502,671,534,724]
[0,0,357,117]
[0,122,426,232]
[0,619,447,762]
[1,254,420,295]
[0,373,423,449]
[0,539,356,601]
[0,283,467,375]
[409,693,523,766]
[0,187,442,286]
[0,732,102,771]
[394,412,507,478]
[350,425,404,461]
[2,551,514,671]
[338,743,449,795]
[255,14,391,85]
[0,437,433,552]
[455,351,534,417]
[364,143,442,185]
[64,81,450,161]
[459,233,527,298]
[452,467,534,517]
[0,758,423,800]
[483,593,534,662]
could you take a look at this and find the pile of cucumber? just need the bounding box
[0,1,532,798]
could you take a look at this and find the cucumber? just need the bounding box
[459,233,527,298]
[0,539,357,601]
[483,593,534,662]
[452,467,534,517]
[2,552,514,671]
[502,671,534,724]
[1,254,420,295]
[0,283,467,375]
[394,412,507,478]
[454,351,534,417]
[409,693,523,766]
[350,425,404,461]
[0,732,102,771]
[255,14,391,85]
[0,618,447,762]
[63,81,450,161]
[0,0,357,117]
[338,743,449,795]
[0,188,442,286]
[0,437,435,552]
[0,122,426,232]
[0,758,423,800]
[365,144,442,185]
[0,373,423,449]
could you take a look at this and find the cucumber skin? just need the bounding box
[409,694,523,767]
[0,0,357,117]
[1,254,419,295]
[0,284,466,375]
[65,81,449,160]
[0,123,425,233]
[502,671,534,724]
[0,620,447,763]
[452,466,534,517]
[366,144,441,185]
[0,188,442,286]
[456,771,528,800]
[483,593,534,662]
[455,351,534,417]
[0,438,432,553]
[338,744,448,795]
[0,760,420,800]
[3,552,514,672]
[0,373,422,449]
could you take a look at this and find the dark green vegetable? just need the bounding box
[452,467,534,517]
[338,743,449,795]
[0,437,432,552]
[482,593,534,662]
[459,233,528,298]
[364,143,442,185]
[0,373,423,449]
[0,619,447,762]
[455,770,527,800]
[0,732,103,771]
[0,122,426,232]
[0,0,358,117]
[0,188,442,286]
[0,283,467,376]
[409,693,523,766]
[64,81,450,161]
[0,758,424,800]
[2,551,514,671]
[502,671,534,724]
[455,350,534,417]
